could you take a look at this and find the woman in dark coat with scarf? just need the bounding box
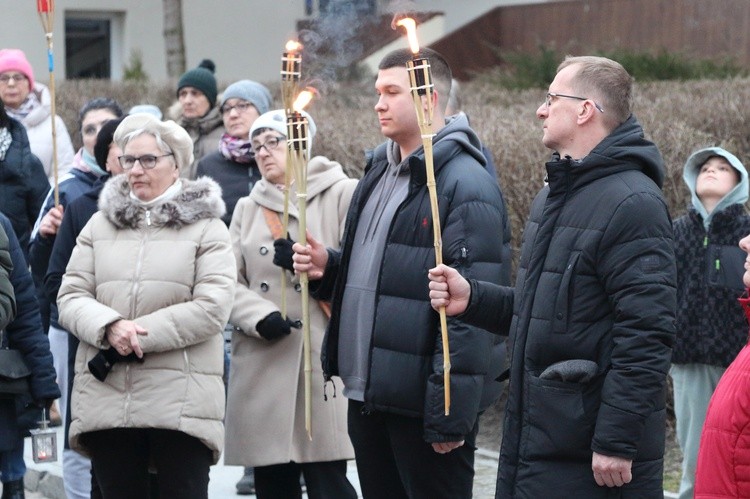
[0,100,49,264]
[0,212,59,499]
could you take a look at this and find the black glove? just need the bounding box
[88,348,139,382]
[273,236,295,272]
[256,312,298,341]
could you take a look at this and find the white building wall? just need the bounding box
[1,0,544,85]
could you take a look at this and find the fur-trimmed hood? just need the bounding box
[99,174,226,229]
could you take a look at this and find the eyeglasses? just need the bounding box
[118,153,174,170]
[221,102,254,115]
[545,92,604,113]
[252,136,286,155]
[0,73,28,84]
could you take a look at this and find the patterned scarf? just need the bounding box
[5,92,40,121]
[0,128,11,161]
[219,132,255,164]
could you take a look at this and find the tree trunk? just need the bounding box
[162,0,186,78]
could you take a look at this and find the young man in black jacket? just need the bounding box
[429,56,677,498]
[292,48,510,498]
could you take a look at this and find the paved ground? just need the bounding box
[10,425,678,499]
[14,425,500,499]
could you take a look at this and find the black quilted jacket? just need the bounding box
[462,116,677,498]
[317,114,511,443]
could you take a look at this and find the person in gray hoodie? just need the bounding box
[671,146,750,499]
[293,47,510,499]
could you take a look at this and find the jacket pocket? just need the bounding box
[552,251,580,334]
[523,373,597,460]
[707,244,746,291]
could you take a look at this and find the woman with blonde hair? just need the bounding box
[58,113,236,498]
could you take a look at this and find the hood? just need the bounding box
[424,112,487,171]
[99,174,226,229]
[250,155,350,215]
[578,115,665,188]
[21,82,52,128]
[682,146,749,229]
[369,112,487,181]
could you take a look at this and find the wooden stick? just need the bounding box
[406,57,451,415]
[38,10,59,206]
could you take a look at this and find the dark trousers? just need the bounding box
[347,400,477,499]
[254,459,357,499]
[83,428,213,499]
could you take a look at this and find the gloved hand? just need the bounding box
[88,348,139,382]
[256,312,298,341]
[273,236,295,272]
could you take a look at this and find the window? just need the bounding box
[65,12,124,80]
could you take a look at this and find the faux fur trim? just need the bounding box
[98,174,226,229]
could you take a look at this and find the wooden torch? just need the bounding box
[37,0,59,206]
[395,16,451,415]
[287,90,314,439]
[279,40,302,317]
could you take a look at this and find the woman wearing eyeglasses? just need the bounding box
[57,113,236,499]
[195,79,272,495]
[0,48,75,183]
[196,79,272,226]
[224,109,357,498]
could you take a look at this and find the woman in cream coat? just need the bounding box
[225,109,357,499]
[57,113,236,499]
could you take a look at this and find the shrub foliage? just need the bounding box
[54,76,750,270]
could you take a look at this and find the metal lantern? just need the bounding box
[30,409,58,463]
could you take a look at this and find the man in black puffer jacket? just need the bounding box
[429,56,676,498]
[293,48,510,498]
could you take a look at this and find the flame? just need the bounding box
[395,17,419,54]
[293,89,315,111]
[285,40,303,53]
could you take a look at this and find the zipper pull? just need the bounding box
[145,210,151,226]
[703,236,708,247]
[715,259,721,271]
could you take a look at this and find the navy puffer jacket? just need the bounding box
[318,114,511,442]
[0,213,59,451]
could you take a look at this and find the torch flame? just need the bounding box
[395,17,419,54]
[285,40,303,53]
[293,89,315,112]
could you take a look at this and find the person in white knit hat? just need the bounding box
[224,108,358,498]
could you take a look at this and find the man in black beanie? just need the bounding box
[174,59,223,179]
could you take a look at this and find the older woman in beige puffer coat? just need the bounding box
[224,109,357,497]
[57,113,236,499]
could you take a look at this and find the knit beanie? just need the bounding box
[128,104,163,120]
[0,49,35,90]
[94,117,125,170]
[177,59,218,108]
[250,109,317,150]
[114,114,194,172]
[220,80,273,115]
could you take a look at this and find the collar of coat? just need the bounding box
[98,174,226,230]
